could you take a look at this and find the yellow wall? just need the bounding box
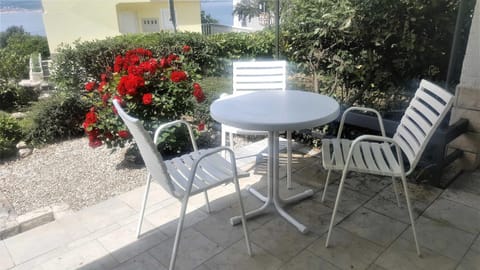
[42,0,201,53]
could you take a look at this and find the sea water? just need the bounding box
[0,0,45,36]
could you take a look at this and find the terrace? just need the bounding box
[1,139,479,270]
[1,1,480,270]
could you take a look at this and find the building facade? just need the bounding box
[42,0,202,53]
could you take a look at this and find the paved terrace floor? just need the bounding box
[1,140,479,270]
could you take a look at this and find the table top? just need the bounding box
[210,90,340,131]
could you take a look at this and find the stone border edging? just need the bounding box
[0,203,71,240]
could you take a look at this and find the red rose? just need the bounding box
[101,93,110,105]
[167,53,179,65]
[182,45,191,53]
[87,128,102,148]
[140,58,158,74]
[117,74,144,96]
[97,81,107,92]
[85,81,96,92]
[142,93,153,105]
[118,130,130,138]
[89,139,102,148]
[83,108,97,129]
[113,95,124,105]
[170,70,187,82]
[192,82,206,103]
[113,55,124,73]
[160,57,169,68]
[104,132,114,140]
[197,122,205,131]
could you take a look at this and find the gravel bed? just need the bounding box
[0,132,267,216]
[0,137,146,215]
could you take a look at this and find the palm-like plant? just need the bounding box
[233,0,264,27]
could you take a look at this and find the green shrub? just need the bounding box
[0,113,22,159]
[52,31,276,92]
[0,84,39,111]
[282,0,475,110]
[0,84,18,111]
[24,93,88,145]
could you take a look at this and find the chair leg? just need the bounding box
[287,131,293,189]
[221,128,227,147]
[325,168,347,247]
[136,174,152,238]
[233,177,252,256]
[400,173,421,256]
[321,169,332,202]
[169,194,191,270]
[229,133,234,149]
[204,191,211,213]
[391,176,402,207]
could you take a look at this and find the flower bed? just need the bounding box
[82,47,205,149]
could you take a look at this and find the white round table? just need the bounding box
[210,90,340,233]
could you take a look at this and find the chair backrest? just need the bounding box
[393,79,454,171]
[112,100,177,196]
[232,60,287,95]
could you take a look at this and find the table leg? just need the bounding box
[231,131,312,233]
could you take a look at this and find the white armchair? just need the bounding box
[113,100,252,270]
[321,80,454,256]
[221,60,295,188]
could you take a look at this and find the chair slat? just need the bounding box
[416,90,445,114]
[420,79,452,102]
[352,144,367,170]
[370,143,392,172]
[172,158,207,190]
[341,140,351,166]
[180,154,218,186]
[401,117,426,146]
[165,161,189,191]
[397,125,421,154]
[405,110,431,134]
[362,143,380,171]
[381,143,400,173]
[410,99,439,124]
[322,139,335,167]
[235,69,285,76]
[394,133,416,164]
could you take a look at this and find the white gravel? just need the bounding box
[0,137,147,215]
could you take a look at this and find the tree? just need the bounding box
[201,10,219,24]
[282,0,472,110]
[233,0,263,27]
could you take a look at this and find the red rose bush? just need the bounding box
[82,47,205,148]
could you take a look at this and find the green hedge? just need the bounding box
[52,31,277,92]
[0,113,22,159]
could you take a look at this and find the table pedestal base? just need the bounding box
[230,186,313,233]
[230,131,314,234]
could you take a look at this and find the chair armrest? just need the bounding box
[153,120,198,152]
[189,146,240,183]
[337,107,386,138]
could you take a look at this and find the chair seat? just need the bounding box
[322,138,402,176]
[165,149,249,196]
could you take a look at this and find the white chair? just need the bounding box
[321,80,454,256]
[112,100,252,270]
[222,60,295,188]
